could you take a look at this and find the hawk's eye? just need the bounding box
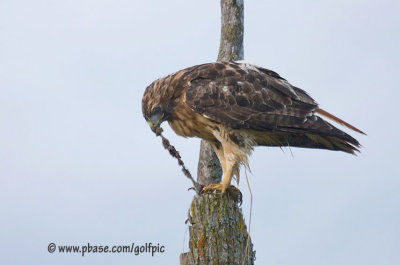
[151,106,162,116]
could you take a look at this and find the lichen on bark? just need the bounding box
[187,194,255,265]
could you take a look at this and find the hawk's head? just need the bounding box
[142,76,178,132]
[142,84,166,132]
[142,67,194,132]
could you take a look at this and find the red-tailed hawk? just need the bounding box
[142,61,364,193]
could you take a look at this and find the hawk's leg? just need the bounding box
[201,142,243,204]
[202,159,240,195]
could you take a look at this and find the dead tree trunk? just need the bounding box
[181,1,255,264]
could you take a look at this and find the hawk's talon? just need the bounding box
[202,183,228,194]
[202,183,242,205]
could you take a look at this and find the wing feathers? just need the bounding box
[183,61,363,153]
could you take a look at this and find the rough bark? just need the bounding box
[197,141,222,186]
[184,194,255,265]
[217,0,244,62]
[181,1,255,265]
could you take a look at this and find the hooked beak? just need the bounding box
[148,112,165,132]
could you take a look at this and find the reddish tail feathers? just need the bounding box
[315,108,366,135]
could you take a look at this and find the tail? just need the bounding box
[255,108,365,155]
[311,108,365,154]
[315,108,366,135]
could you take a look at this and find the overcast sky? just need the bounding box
[1,0,399,264]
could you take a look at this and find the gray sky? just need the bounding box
[1,0,399,264]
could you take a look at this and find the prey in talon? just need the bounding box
[142,61,365,197]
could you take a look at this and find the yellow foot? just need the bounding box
[202,184,242,205]
[202,183,229,194]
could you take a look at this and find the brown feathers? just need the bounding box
[142,61,364,156]
[315,108,366,135]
